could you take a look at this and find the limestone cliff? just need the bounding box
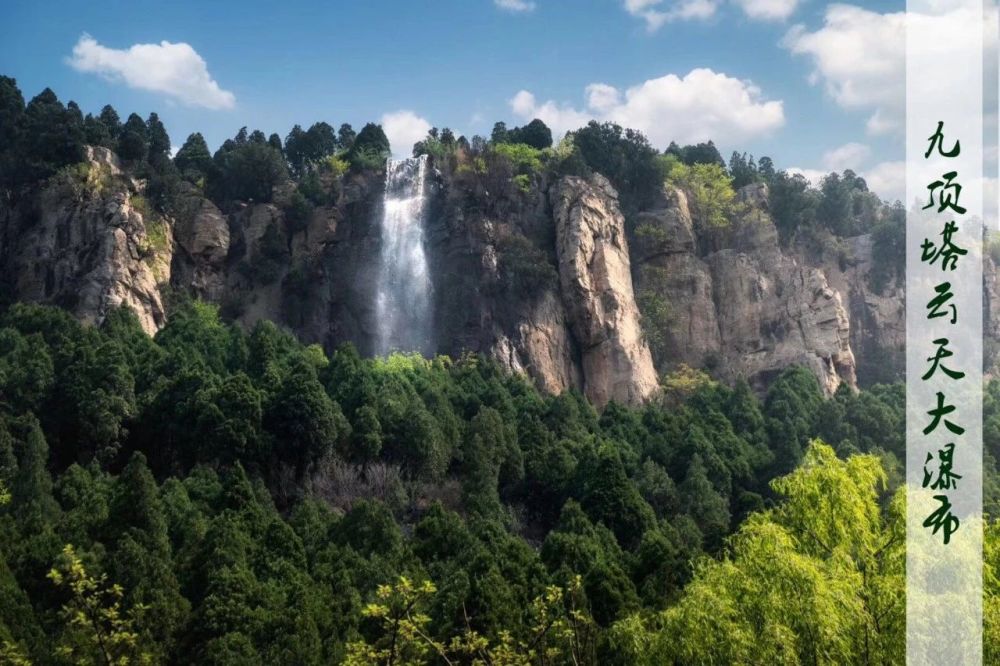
[0,147,943,404]
[0,147,171,334]
[550,174,658,407]
[632,182,858,395]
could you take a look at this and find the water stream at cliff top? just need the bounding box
[375,156,433,356]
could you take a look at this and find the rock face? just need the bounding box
[0,147,172,334]
[633,182,857,395]
[814,233,906,386]
[551,174,659,407]
[0,146,953,404]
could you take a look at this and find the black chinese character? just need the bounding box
[920,220,967,271]
[924,121,961,158]
[923,172,967,215]
[923,391,964,436]
[922,337,965,381]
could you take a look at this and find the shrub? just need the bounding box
[348,145,387,171]
[636,265,671,366]
[496,232,557,299]
[492,142,543,175]
[323,155,350,178]
[663,158,737,228]
[283,189,314,234]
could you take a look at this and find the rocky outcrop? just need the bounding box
[815,233,905,386]
[489,290,582,396]
[551,174,659,407]
[0,146,949,404]
[0,147,171,334]
[633,182,857,395]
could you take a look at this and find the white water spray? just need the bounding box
[375,156,433,355]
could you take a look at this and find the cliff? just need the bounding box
[0,146,946,403]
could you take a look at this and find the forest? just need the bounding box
[0,76,994,664]
[0,301,997,664]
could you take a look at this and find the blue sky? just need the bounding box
[0,0,907,198]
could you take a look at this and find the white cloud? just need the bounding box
[623,0,719,31]
[508,90,592,138]
[782,5,904,135]
[494,0,536,12]
[786,167,825,187]
[863,160,905,203]
[381,110,432,159]
[67,34,235,110]
[510,68,784,148]
[733,0,799,21]
[822,142,870,171]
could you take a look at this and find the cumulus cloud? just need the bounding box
[785,167,826,187]
[733,0,799,21]
[509,68,784,148]
[623,0,719,31]
[863,160,905,203]
[381,110,432,159]
[494,0,536,12]
[782,5,904,134]
[67,34,235,110]
[822,142,871,171]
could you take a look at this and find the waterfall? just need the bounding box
[374,156,433,356]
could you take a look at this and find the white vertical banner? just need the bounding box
[906,1,984,664]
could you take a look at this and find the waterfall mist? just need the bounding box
[374,156,433,356]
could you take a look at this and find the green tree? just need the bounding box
[47,544,152,665]
[19,88,85,181]
[117,113,149,162]
[146,112,171,162]
[264,358,348,475]
[174,132,213,181]
[611,442,903,665]
[679,455,730,551]
[211,131,289,203]
[577,444,655,551]
[571,120,662,213]
[337,123,356,150]
[662,157,738,227]
[348,123,390,170]
[99,105,122,142]
[764,366,824,475]
[0,76,25,189]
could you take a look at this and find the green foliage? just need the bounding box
[174,132,213,182]
[282,189,314,234]
[571,121,662,213]
[492,118,553,150]
[0,298,993,664]
[2,86,85,186]
[768,170,819,243]
[666,140,725,167]
[47,161,113,201]
[612,441,903,666]
[285,121,339,175]
[662,156,738,228]
[635,265,671,366]
[491,142,543,176]
[117,113,149,162]
[412,126,459,160]
[728,151,763,189]
[47,544,152,665]
[495,231,557,300]
[870,203,906,293]
[764,366,825,475]
[210,128,289,203]
[348,122,390,170]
